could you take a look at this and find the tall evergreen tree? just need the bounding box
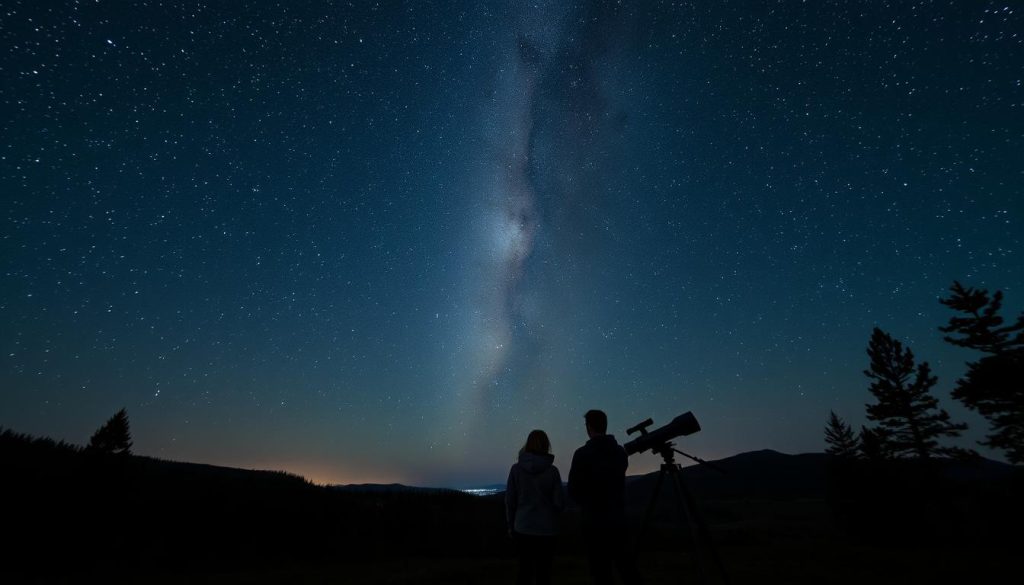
[824,411,860,458]
[88,408,133,455]
[940,281,1024,463]
[863,328,967,459]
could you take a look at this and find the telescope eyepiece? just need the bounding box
[626,418,654,436]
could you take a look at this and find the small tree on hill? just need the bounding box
[863,328,967,459]
[824,411,860,458]
[940,281,1024,463]
[88,408,133,455]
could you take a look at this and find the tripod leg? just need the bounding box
[667,465,711,585]
[638,466,667,545]
[670,470,731,585]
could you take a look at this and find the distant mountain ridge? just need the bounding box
[424,449,1017,501]
[330,483,462,494]
[7,423,1011,501]
[625,448,1018,512]
[440,449,830,500]
[635,448,832,501]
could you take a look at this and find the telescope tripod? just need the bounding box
[637,444,730,585]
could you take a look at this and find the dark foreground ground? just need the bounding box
[133,545,1017,585]
[9,497,1019,585]
[3,431,1020,584]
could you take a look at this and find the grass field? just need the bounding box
[99,498,1018,584]
[123,542,1016,585]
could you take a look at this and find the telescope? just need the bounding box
[625,410,730,585]
[623,411,701,456]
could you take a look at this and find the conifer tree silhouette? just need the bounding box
[940,281,1024,463]
[824,411,860,458]
[863,328,967,459]
[88,408,133,455]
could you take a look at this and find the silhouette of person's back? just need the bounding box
[506,429,564,585]
[568,410,644,585]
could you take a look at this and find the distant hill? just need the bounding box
[618,448,1021,544]
[330,482,462,495]
[627,449,830,504]
[625,448,1015,507]
[0,426,312,491]
[0,427,508,575]
[431,449,1017,503]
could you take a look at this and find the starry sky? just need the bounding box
[1,1,1021,487]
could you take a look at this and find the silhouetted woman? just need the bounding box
[506,429,565,585]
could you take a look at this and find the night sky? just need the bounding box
[1,1,1021,487]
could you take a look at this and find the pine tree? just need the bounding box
[863,328,967,459]
[940,281,1024,463]
[88,408,133,455]
[824,411,860,458]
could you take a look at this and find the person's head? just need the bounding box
[584,409,608,437]
[522,429,551,455]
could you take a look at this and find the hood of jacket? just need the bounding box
[518,450,555,474]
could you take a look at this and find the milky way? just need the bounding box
[458,26,545,413]
[443,2,642,452]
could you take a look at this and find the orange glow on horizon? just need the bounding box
[172,453,407,487]
[254,460,406,487]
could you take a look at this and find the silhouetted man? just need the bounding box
[568,409,644,585]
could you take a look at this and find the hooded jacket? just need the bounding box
[505,451,565,536]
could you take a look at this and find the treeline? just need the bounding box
[822,281,1023,543]
[0,426,507,576]
[826,281,1023,463]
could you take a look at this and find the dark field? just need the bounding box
[133,500,1019,585]
[3,430,1020,584]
